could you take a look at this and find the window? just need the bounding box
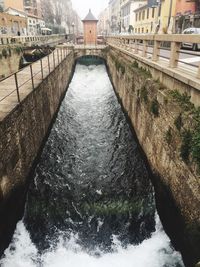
[142,10,145,20]
[152,8,155,18]
[147,8,149,19]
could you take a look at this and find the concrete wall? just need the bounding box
[107,47,200,267]
[0,51,74,254]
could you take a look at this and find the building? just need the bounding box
[98,7,110,35]
[109,0,120,33]
[175,0,200,33]
[0,11,27,35]
[175,0,196,16]
[158,0,177,33]
[134,0,178,34]
[134,3,158,33]
[82,9,98,45]
[24,0,41,17]
[0,0,24,11]
[5,7,45,35]
[120,0,146,33]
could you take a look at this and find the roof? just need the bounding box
[82,9,98,22]
[134,4,148,13]
[5,7,27,17]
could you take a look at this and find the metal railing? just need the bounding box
[0,34,66,46]
[0,48,71,105]
[106,34,200,79]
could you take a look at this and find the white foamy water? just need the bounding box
[0,214,184,267]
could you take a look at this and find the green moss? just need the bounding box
[150,98,159,117]
[169,90,200,169]
[140,85,148,104]
[131,61,152,78]
[180,130,192,162]
[174,114,183,131]
[169,90,194,112]
[115,60,125,74]
[82,199,143,216]
[192,126,200,169]
[15,46,21,55]
[2,48,8,58]
[165,127,173,145]
[131,60,139,69]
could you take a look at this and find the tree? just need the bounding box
[0,5,3,12]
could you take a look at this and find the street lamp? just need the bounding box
[71,22,75,44]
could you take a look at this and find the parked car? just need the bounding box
[182,28,200,51]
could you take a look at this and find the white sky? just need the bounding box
[71,0,109,19]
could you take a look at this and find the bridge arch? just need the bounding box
[74,46,107,61]
[76,55,105,65]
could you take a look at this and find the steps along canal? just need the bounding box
[0,58,184,267]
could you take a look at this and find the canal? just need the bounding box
[0,59,184,266]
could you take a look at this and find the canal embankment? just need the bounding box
[0,48,74,254]
[106,47,200,267]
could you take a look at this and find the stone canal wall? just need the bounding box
[107,47,200,267]
[0,51,74,254]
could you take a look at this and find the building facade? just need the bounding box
[0,11,27,35]
[24,0,41,17]
[0,0,24,11]
[175,0,200,32]
[109,0,120,33]
[82,9,98,45]
[98,7,110,35]
[134,3,158,33]
[134,0,178,34]
[120,0,146,33]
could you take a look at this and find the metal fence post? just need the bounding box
[53,51,56,68]
[40,59,44,80]
[57,49,59,64]
[48,55,50,73]
[30,64,34,90]
[14,73,20,103]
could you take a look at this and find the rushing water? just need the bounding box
[0,60,184,267]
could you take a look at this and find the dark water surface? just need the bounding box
[0,61,184,267]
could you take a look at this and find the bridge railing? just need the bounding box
[106,34,200,79]
[0,48,70,108]
[0,34,66,46]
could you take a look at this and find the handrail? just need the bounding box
[0,47,72,105]
[0,34,66,46]
[106,34,200,78]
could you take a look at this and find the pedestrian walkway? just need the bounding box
[0,48,69,121]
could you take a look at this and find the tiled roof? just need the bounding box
[82,9,98,21]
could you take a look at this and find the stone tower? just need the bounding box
[82,9,98,45]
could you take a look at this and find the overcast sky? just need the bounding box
[71,0,109,19]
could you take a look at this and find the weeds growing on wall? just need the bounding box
[2,48,8,58]
[174,114,183,131]
[150,98,159,117]
[170,90,200,170]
